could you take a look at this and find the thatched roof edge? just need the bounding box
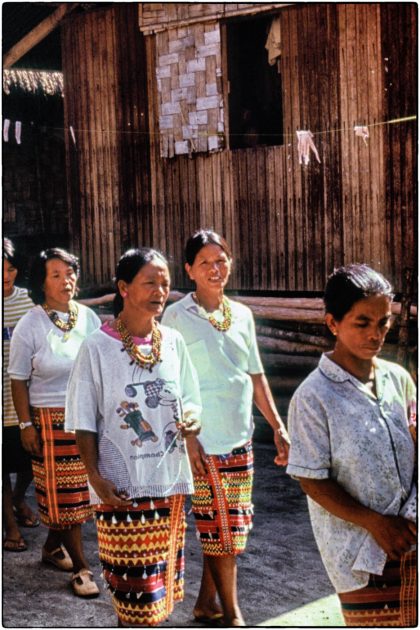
[3,69,64,97]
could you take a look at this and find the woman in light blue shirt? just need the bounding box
[162,229,289,627]
[287,264,416,626]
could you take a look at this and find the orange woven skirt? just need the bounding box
[338,549,417,627]
[192,441,254,556]
[31,407,92,529]
[95,495,186,627]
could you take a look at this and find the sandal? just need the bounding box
[3,537,28,552]
[71,569,100,598]
[42,545,74,571]
[13,505,40,528]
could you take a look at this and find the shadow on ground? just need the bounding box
[2,441,341,628]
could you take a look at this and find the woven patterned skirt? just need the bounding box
[95,495,186,627]
[31,407,92,529]
[192,440,254,556]
[338,549,417,626]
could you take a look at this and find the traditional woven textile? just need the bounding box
[95,495,186,627]
[192,441,254,556]
[31,407,92,528]
[338,549,417,627]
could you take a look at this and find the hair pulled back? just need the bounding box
[324,263,394,321]
[185,229,232,266]
[113,247,168,317]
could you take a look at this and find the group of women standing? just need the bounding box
[4,230,416,628]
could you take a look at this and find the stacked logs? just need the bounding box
[84,289,417,439]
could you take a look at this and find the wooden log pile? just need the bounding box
[82,289,417,425]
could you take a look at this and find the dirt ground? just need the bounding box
[2,441,337,628]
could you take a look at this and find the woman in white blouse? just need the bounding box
[9,248,100,598]
[287,264,416,626]
[65,247,201,627]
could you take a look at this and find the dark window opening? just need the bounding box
[226,14,283,149]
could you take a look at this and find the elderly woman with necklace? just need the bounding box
[287,264,416,626]
[65,247,201,627]
[162,229,290,627]
[8,247,100,598]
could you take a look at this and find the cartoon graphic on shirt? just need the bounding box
[117,376,186,453]
[117,401,158,447]
[124,378,181,421]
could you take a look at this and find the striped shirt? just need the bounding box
[3,286,33,426]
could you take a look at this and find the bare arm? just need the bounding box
[75,430,131,507]
[11,379,42,456]
[251,373,290,465]
[299,477,416,560]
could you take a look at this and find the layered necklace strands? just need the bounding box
[42,301,78,340]
[116,317,162,372]
[193,294,232,332]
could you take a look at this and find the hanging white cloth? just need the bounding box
[265,16,282,66]
[354,125,369,146]
[3,119,10,142]
[296,130,321,165]
[69,125,77,146]
[15,121,22,144]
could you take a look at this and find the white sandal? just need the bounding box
[71,569,100,598]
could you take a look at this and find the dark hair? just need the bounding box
[113,247,168,317]
[185,229,232,266]
[324,263,394,321]
[28,248,80,305]
[3,237,20,269]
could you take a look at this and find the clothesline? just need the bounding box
[2,114,416,142]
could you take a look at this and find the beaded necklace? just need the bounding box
[193,293,232,332]
[42,301,78,341]
[116,317,162,372]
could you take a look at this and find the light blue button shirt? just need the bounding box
[162,293,264,454]
[287,353,416,593]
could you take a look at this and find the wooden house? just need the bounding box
[4,3,417,295]
[59,2,417,293]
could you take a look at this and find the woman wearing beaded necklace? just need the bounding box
[162,229,290,627]
[65,247,202,627]
[9,248,101,598]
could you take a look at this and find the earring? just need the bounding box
[121,291,127,298]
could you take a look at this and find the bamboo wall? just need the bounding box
[62,4,151,285]
[62,3,416,293]
[144,2,416,292]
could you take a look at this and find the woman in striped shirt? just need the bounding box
[3,238,39,552]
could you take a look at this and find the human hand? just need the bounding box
[177,414,201,438]
[21,426,42,457]
[368,514,416,560]
[185,436,207,477]
[273,429,290,466]
[90,474,132,507]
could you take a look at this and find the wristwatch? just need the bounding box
[19,421,33,430]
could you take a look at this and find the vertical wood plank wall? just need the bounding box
[146,3,416,291]
[62,3,416,292]
[62,4,151,285]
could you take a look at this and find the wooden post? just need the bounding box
[397,268,414,368]
[3,4,79,68]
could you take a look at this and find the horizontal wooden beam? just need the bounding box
[3,3,79,69]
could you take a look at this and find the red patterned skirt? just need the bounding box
[95,495,186,627]
[192,440,254,556]
[338,549,417,626]
[31,407,92,529]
